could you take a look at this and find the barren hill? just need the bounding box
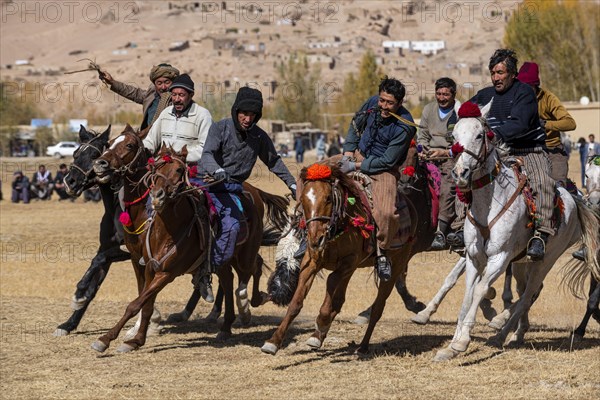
[0,0,511,125]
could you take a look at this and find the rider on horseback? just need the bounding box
[99,63,180,130]
[338,77,417,281]
[461,49,555,260]
[196,87,297,298]
[143,73,215,301]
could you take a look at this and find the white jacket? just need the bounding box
[144,102,212,162]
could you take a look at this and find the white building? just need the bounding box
[410,41,445,55]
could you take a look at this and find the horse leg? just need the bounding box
[307,264,356,350]
[235,280,252,327]
[395,272,426,314]
[506,264,529,347]
[118,295,157,353]
[434,254,506,361]
[250,254,269,308]
[574,277,600,339]
[91,271,173,353]
[262,259,319,355]
[55,246,129,336]
[206,284,224,323]
[412,258,466,325]
[216,266,235,340]
[358,267,405,354]
[488,261,549,349]
[166,288,202,323]
[502,264,514,310]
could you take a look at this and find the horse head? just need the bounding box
[148,144,189,212]
[451,100,494,190]
[299,163,366,255]
[64,125,111,196]
[94,124,148,185]
[585,156,600,208]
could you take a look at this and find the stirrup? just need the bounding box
[526,233,546,260]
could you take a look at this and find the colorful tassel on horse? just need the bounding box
[119,211,133,227]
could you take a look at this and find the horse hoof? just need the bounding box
[71,295,88,311]
[216,331,231,341]
[488,314,506,330]
[450,340,469,353]
[355,345,369,356]
[353,315,369,325]
[506,338,524,348]
[166,310,191,324]
[238,312,252,327]
[571,333,584,343]
[53,328,69,337]
[306,336,322,349]
[116,343,138,353]
[407,301,427,314]
[91,340,108,353]
[261,342,279,355]
[433,347,459,362]
[411,312,430,325]
[484,287,497,300]
[486,335,504,349]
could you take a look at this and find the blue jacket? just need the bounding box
[343,95,416,174]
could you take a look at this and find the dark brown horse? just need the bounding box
[262,163,427,355]
[91,139,288,353]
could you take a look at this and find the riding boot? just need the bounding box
[294,237,307,261]
[527,231,549,261]
[429,220,449,251]
[375,249,392,282]
[447,230,464,248]
[572,247,587,262]
[192,260,214,303]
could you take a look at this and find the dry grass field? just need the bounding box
[0,153,598,400]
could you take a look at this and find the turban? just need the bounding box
[149,63,179,83]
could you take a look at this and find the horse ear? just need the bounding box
[480,99,493,119]
[159,142,168,154]
[138,125,150,140]
[100,125,111,142]
[180,145,188,159]
[79,125,92,142]
[124,123,134,133]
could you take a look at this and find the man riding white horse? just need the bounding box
[453,49,555,260]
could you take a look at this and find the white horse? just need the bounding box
[434,101,600,361]
[585,156,600,208]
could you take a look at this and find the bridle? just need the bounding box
[68,133,107,188]
[144,156,189,200]
[101,131,148,178]
[456,117,493,176]
[302,178,345,244]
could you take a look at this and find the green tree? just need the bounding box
[504,0,599,101]
[273,54,321,127]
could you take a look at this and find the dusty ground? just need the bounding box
[0,154,599,400]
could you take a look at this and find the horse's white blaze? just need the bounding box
[109,135,126,150]
[306,187,317,217]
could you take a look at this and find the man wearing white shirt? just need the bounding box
[144,74,212,162]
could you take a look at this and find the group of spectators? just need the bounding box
[9,164,101,204]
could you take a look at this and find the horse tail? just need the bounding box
[561,199,600,298]
[256,189,291,233]
[267,225,301,306]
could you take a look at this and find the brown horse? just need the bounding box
[262,163,425,355]
[91,139,288,353]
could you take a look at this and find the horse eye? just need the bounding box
[126,143,134,149]
[177,167,184,174]
[476,133,483,139]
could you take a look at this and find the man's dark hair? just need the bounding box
[435,77,457,95]
[378,76,406,102]
[488,49,518,75]
[59,163,67,169]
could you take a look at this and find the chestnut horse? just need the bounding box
[91,137,288,353]
[262,163,426,355]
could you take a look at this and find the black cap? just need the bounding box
[169,73,194,93]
